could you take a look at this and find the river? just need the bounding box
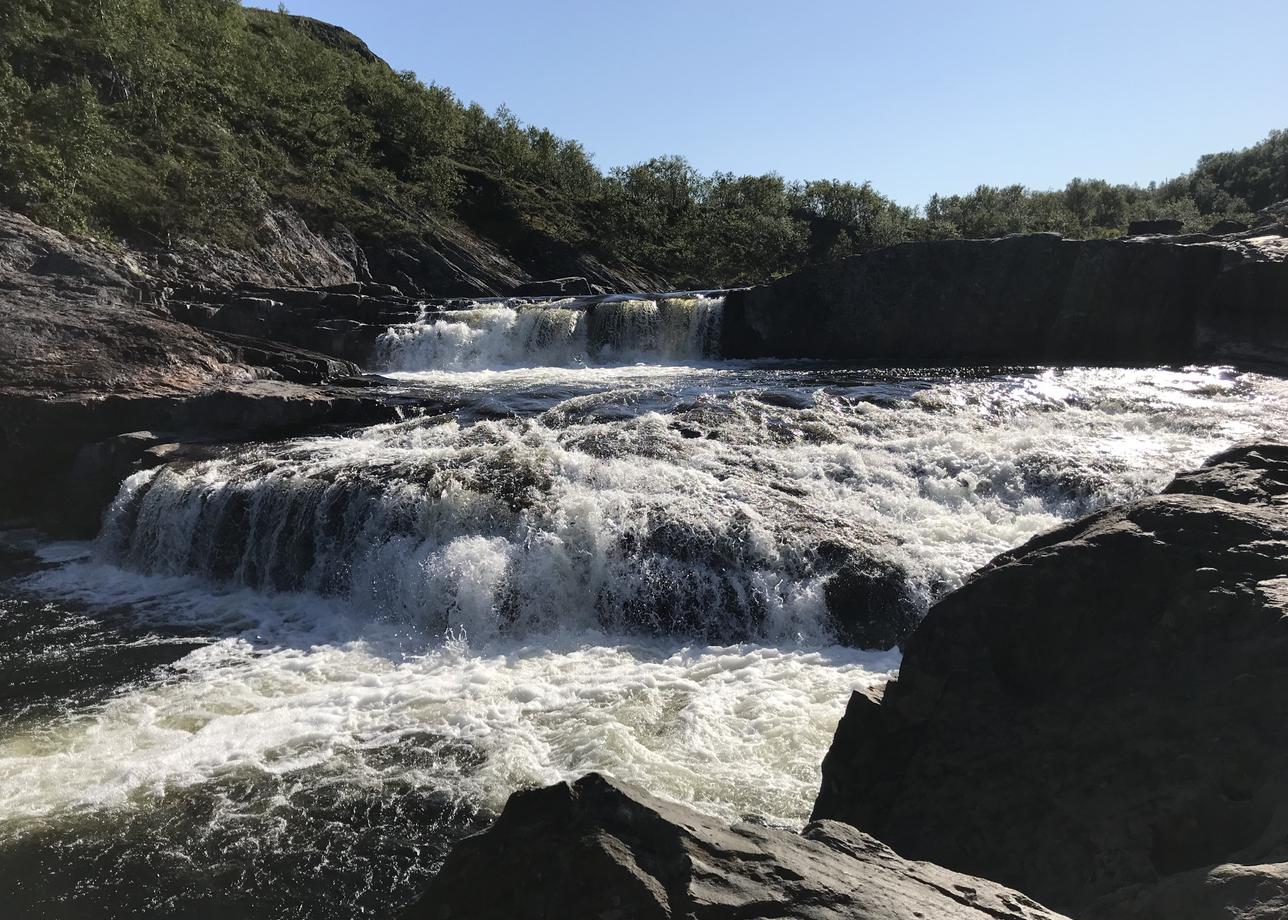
[3,295,1286,917]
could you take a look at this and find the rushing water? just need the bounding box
[4,295,1288,917]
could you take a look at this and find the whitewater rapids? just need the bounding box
[4,295,1288,916]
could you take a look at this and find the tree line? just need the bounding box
[2,0,1284,287]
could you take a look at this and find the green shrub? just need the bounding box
[0,0,1282,286]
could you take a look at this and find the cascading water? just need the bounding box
[5,302,1288,917]
[374,295,724,371]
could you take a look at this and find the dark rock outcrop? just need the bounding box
[1128,218,1184,235]
[721,233,1288,372]
[812,442,1288,918]
[1208,219,1250,235]
[415,772,1069,920]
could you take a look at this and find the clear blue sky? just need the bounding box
[258,0,1287,206]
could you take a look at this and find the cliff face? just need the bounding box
[722,231,1288,372]
[812,443,1288,918]
[130,195,664,299]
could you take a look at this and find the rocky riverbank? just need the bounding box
[0,209,403,535]
[722,223,1288,371]
[417,443,1288,919]
[416,772,1069,920]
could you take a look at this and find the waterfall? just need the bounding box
[94,414,851,647]
[87,364,1286,652]
[374,296,724,372]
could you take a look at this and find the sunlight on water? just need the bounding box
[4,302,1287,916]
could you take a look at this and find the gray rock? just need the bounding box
[1090,859,1288,920]
[414,772,1069,920]
[0,209,395,535]
[812,442,1288,918]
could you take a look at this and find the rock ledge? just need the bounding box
[414,772,1068,920]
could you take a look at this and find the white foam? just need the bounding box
[5,363,1288,845]
[0,587,896,829]
[88,366,1288,646]
[374,296,724,372]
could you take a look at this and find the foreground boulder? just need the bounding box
[813,443,1288,918]
[721,232,1288,371]
[415,772,1067,920]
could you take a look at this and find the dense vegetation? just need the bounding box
[2,0,1285,287]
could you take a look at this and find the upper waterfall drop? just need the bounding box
[373,295,724,372]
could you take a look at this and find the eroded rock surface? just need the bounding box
[414,772,1068,920]
[0,209,395,534]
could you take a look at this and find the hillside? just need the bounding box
[1,0,1285,290]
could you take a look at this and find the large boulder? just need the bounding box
[812,443,1288,918]
[823,555,922,649]
[720,233,1288,371]
[414,772,1069,920]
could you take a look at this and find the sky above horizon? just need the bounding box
[257,0,1288,206]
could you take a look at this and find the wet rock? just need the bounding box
[414,772,1069,920]
[812,442,1288,918]
[5,383,398,536]
[65,433,223,537]
[823,556,921,650]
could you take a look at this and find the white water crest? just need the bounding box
[374,295,724,371]
[84,365,1288,647]
[5,356,1288,915]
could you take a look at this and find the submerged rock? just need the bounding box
[812,442,1288,918]
[823,555,922,650]
[414,772,1068,920]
